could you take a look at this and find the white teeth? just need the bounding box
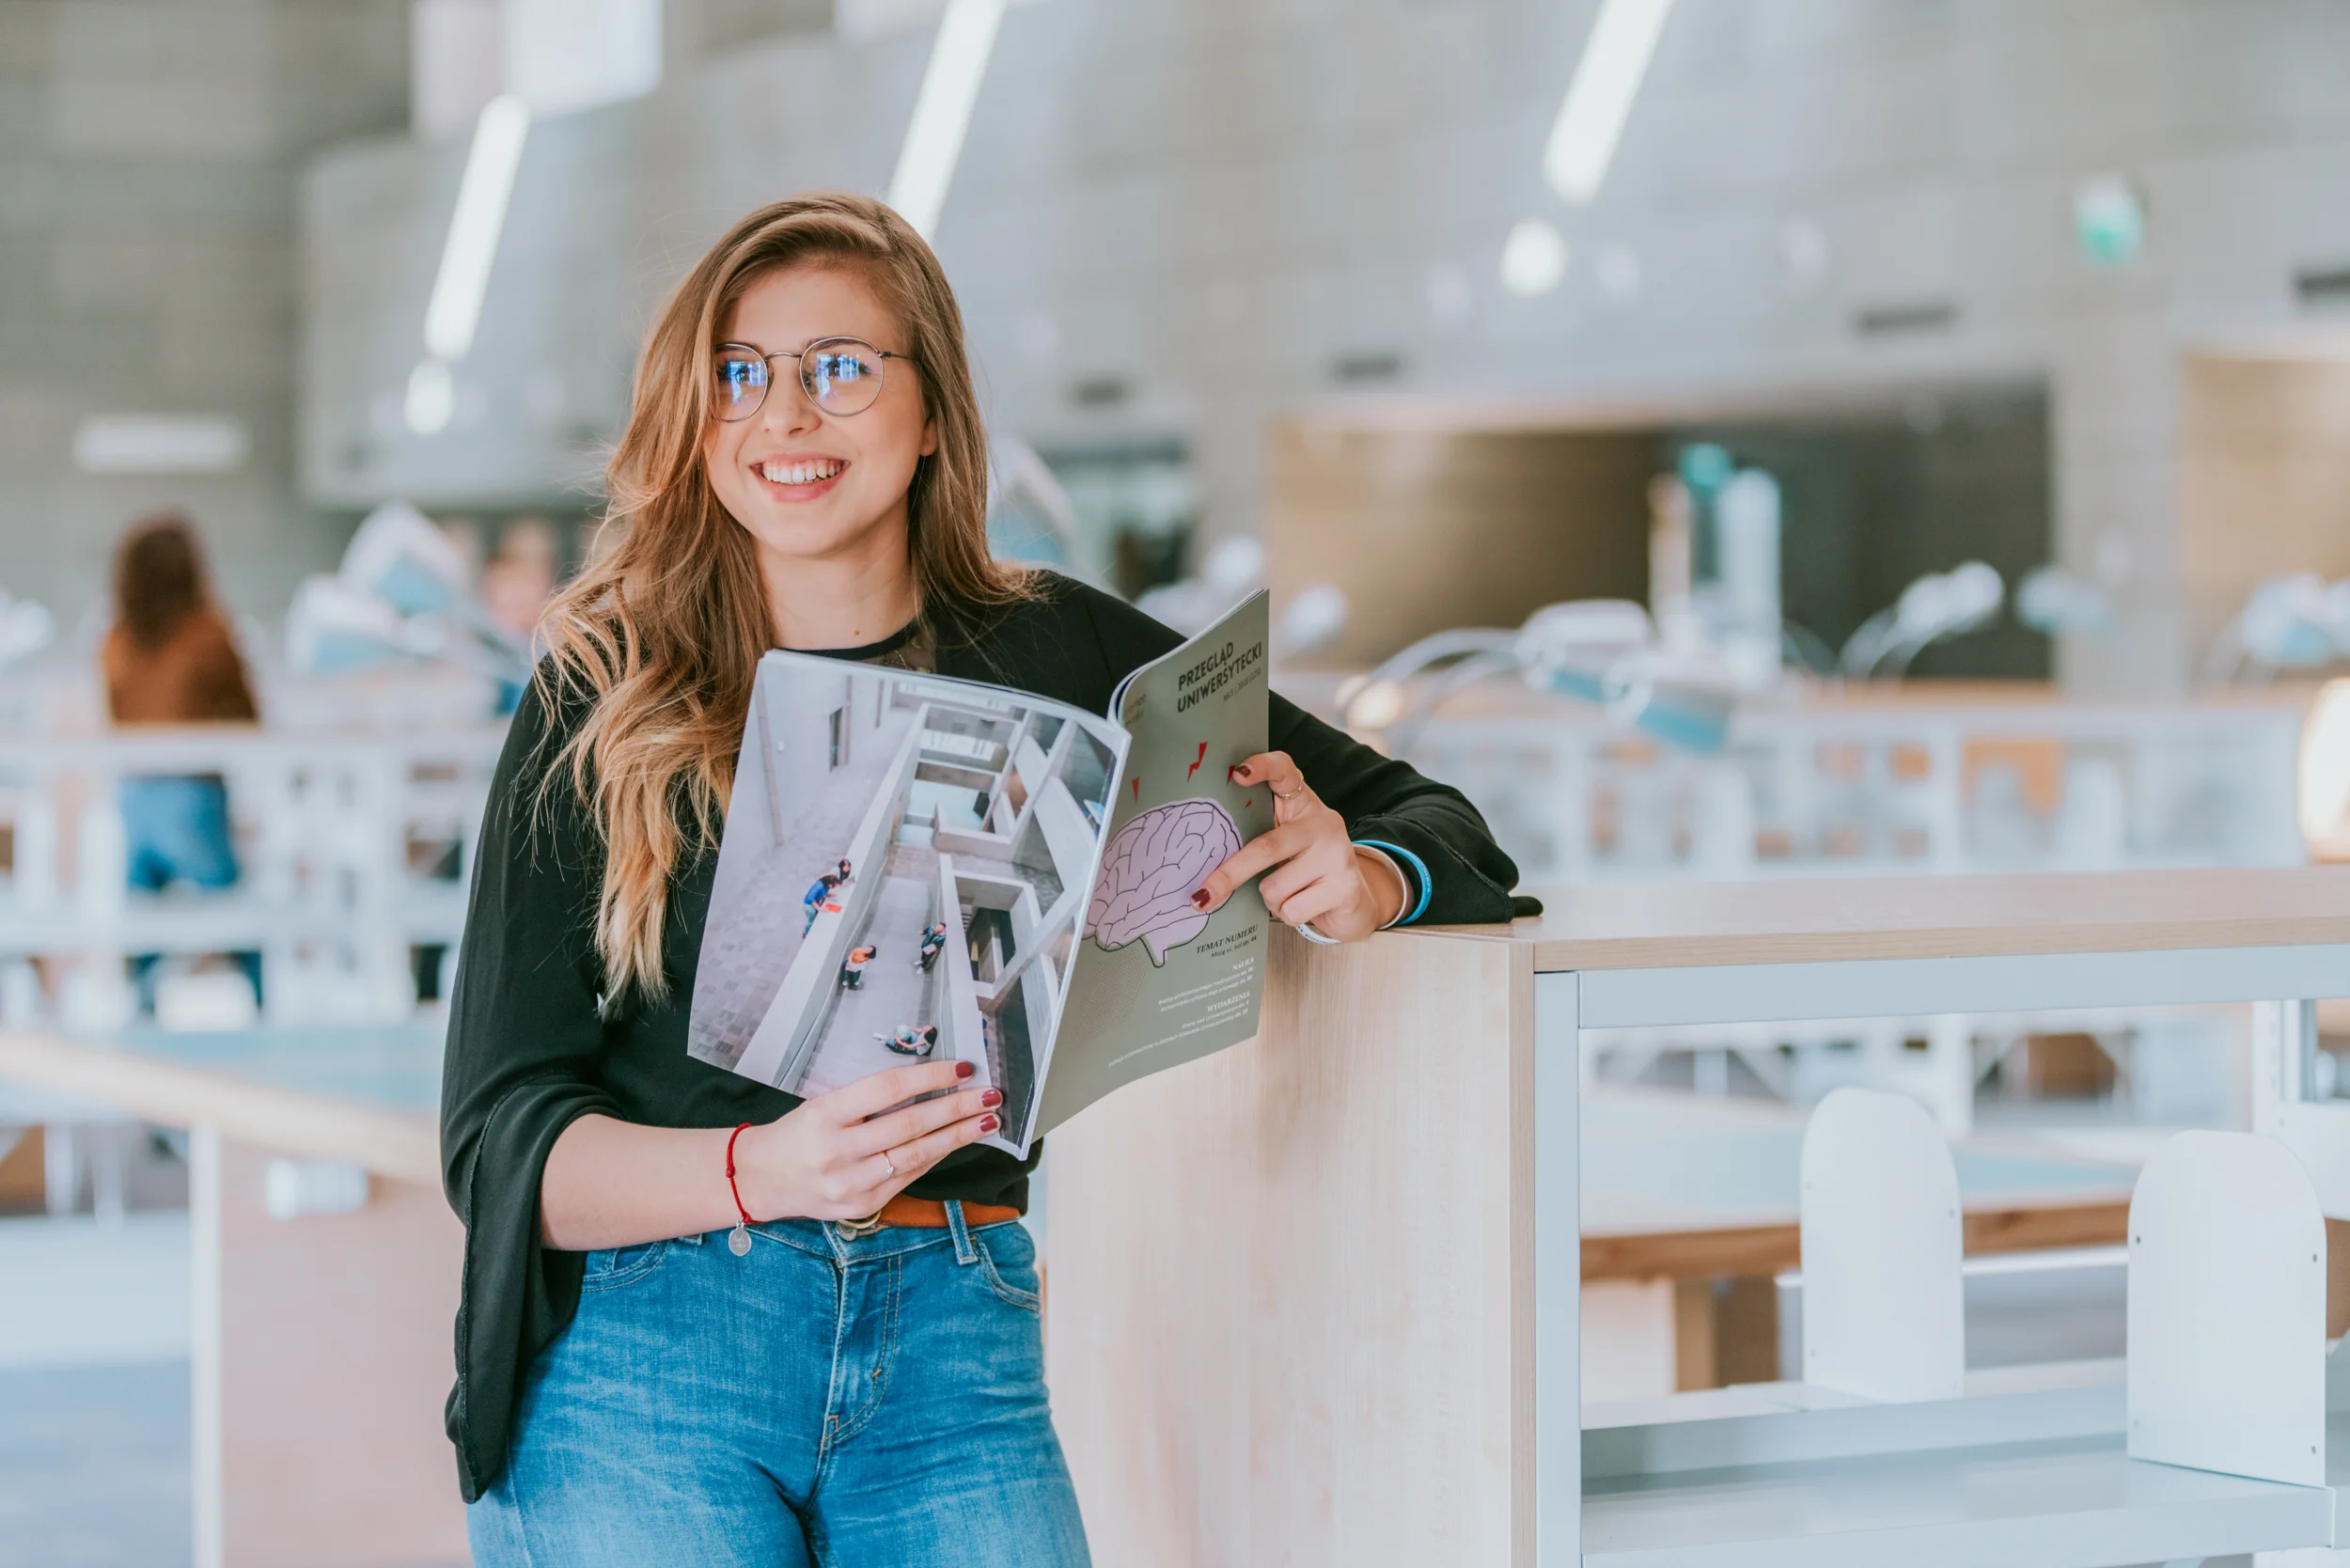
[760,459,842,485]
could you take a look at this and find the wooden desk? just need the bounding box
[0,1024,461,1568]
[1580,1088,2135,1285]
[1045,866,2350,1568]
[1579,1088,2136,1394]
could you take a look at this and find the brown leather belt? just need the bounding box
[834,1195,1022,1236]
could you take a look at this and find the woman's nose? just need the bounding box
[764,374,824,436]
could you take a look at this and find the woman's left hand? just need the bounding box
[1191,751,1406,943]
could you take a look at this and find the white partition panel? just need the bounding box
[2127,1130,2326,1487]
[1799,1088,1965,1402]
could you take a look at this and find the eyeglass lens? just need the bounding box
[713,340,886,420]
[715,352,769,419]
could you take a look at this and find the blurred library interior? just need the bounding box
[7,2,2350,1564]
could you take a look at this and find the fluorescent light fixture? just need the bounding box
[885,0,1007,240]
[1543,0,1675,205]
[1499,219,1570,297]
[72,415,249,475]
[423,94,531,362]
[502,0,663,118]
[1594,242,1642,300]
[405,359,457,435]
[1779,216,1830,292]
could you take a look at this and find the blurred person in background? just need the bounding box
[103,512,258,894]
[481,516,560,642]
[104,513,262,1014]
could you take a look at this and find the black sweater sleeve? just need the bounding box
[1071,583,1532,925]
[439,679,622,1502]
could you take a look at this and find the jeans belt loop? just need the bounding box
[944,1199,977,1264]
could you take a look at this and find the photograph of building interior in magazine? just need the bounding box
[687,652,1125,1152]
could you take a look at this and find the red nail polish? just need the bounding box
[980,1088,1003,1108]
[1227,764,1248,783]
[955,1060,975,1078]
[978,1115,1000,1134]
[1190,888,1212,910]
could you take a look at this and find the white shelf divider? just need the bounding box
[2128,1129,2328,1488]
[1799,1087,1966,1403]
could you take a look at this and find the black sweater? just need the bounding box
[438,573,1533,1500]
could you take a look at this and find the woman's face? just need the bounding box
[702,264,936,571]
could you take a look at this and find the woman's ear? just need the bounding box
[918,413,940,459]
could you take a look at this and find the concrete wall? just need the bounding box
[0,0,409,634]
[298,0,2350,693]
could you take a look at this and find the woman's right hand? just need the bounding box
[735,1060,1002,1222]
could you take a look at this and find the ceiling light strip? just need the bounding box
[1542,0,1675,206]
[423,94,532,362]
[886,0,1008,241]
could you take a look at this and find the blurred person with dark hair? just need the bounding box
[103,512,258,893]
[481,516,560,641]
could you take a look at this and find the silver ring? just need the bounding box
[1294,919,1340,946]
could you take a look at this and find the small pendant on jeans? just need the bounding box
[728,1224,752,1256]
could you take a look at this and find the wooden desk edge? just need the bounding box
[1524,921,2350,975]
[0,1028,440,1187]
[1412,913,2350,976]
[1581,1197,2133,1282]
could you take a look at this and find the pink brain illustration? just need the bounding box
[1087,797,1243,965]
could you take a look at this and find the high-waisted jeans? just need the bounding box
[467,1203,1089,1568]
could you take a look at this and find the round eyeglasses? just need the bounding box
[712,337,912,421]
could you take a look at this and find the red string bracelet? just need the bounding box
[724,1122,754,1256]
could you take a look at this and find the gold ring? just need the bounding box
[882,1151,898,1177]
[1273,783,1306,801]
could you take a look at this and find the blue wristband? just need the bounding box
[1353,839,1433,925]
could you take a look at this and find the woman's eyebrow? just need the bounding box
[721,335,873,356]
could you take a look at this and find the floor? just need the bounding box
[689,695,921,1070]
[0,1213,192,1565]
[795,847,947,1095]
[0,1360,189,1565]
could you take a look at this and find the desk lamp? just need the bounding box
[1135,537,1352,660]
[1838,561,2004,679]
[985,435,1083,570]
[2205,572,2350,682]
[1340,600,1740,755]
[2015,564,2114,638]
[0,587,54,667]
[286,500,530,689]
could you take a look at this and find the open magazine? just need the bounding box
[685,592,1273,1157]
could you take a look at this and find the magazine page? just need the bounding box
[1036,591,1273,1137]
[686,652,1130,1157]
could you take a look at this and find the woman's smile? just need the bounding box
[751,451,850,500]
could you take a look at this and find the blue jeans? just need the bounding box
[468,1203,1089,1567]
[119,775,240,891]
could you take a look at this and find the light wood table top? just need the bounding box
[1425,865,2350,973]
[0,1023,441,1186]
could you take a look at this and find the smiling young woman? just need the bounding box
[441,192,1532,1566]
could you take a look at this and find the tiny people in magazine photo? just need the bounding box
[440,192,1532,1565]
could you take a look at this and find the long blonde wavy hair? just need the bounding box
[538,193,1026,1005]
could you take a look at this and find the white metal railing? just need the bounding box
[0,725,508,1029]
[1281,676,2318,1134]
[1289,681,2314,885]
